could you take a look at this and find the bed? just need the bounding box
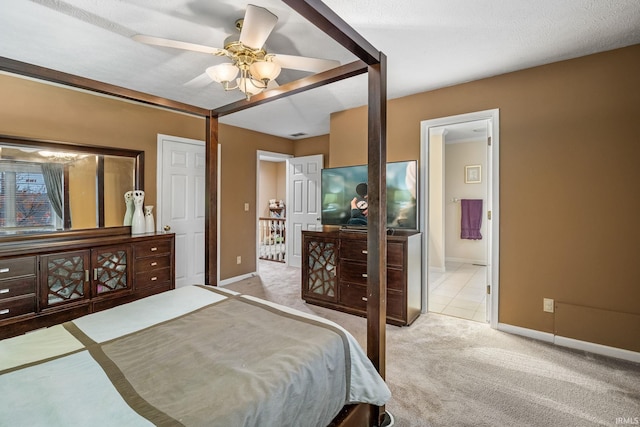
[0,285,390,426]
[0,1,392,425]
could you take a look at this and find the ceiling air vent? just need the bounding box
[289,132,307,138]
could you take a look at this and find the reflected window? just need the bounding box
[0,162,60,230]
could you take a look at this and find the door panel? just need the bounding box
[158,135,205,288]
[286,155,323,268]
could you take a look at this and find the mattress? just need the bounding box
[0,285,390,426]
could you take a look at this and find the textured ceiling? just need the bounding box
[1,0,639,139]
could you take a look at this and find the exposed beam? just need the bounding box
[212,60,367,117]
[0,56,210,117]
[283,0,381,65]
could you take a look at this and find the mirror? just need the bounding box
[0,135,143,235]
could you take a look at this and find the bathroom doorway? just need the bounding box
[420,109,499,327]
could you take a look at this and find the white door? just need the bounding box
[286,154,323,268]
[157,134,206,288]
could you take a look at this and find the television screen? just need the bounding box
[321,160,418,230]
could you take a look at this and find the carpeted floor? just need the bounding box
[225,261,640,427]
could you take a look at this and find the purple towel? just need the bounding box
[461,199,483,240]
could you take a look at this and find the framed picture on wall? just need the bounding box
[465,165,481,184]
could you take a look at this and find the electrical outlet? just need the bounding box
[236,256,242,265]
[543,298,554,313]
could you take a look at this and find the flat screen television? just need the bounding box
[321,160,418,230]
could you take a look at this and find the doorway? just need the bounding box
[256,151,292,275]
[420,109,500,327]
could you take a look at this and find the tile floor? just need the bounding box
[428,261,487,323]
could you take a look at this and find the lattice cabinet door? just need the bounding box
[302,234,339,303]
[40,251,90,308]
[91,246,131,297]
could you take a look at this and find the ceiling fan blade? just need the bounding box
[239,5,278,49]
[132,34,226,55]
[272,54,340,73]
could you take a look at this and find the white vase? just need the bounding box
[123,191,134,226]
[144,205,155,233]
[131,190,146,235]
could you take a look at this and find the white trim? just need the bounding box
[498,323,640,363]
[554,336,640,364]
[445,257,487,265]
[420,109,500,328]
[497,322,555,343]
[219,272,256,287]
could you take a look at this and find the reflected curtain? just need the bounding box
[41,163,64,221]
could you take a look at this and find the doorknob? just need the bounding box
[163,225,171,231]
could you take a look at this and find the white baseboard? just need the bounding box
[219,272,256,287]
[498,322,640,363]
[445,257,487,266]
[497,323,555,343]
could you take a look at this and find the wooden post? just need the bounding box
[367,52,388,426]
[205,113,219,286]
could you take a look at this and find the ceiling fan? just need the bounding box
[133,4,340,99]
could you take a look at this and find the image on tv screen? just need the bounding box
[321,160,417,229]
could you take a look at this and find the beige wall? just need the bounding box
[3,43,638,351]
[0,73,205,211]
[328,44,640,352]
[294,134,330,166]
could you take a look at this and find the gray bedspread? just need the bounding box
[0,285,390,427]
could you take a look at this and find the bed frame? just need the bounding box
[0,1,389,425]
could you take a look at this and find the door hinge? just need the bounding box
[486,285,491,295]
[488,210,492,220]
[488,136,492,146]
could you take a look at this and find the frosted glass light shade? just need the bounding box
[206,63,239,83]
[237,77,264,95]
[249,61,281,82]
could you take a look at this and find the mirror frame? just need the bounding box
[0,133,144,231]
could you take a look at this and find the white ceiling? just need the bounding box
[1,0,639,139]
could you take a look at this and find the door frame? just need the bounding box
[420,109,500,328]
[256,151,293,274]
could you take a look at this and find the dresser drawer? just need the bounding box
[134,239,171,258]
[135,254,171,273]
[387,291,405,320]
[0,256,36,279]
[340,261,405,290]
[136,267,172,290]
[339,282,367,310]
[0,277,36,300]
[387,242,405,268]
[340,241,368,262]
[0,295,36,319]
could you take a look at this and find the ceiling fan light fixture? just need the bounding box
[206,63,239,84]
[249,60,281,83]
[237,77,265,96]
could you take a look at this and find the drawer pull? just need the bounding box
[0,309,9,315]
[361,250,368,254]
[151,276,158,281]
[362,297,368,302]
[362,273,368,278]
[0,268,9,273]
[0,289,9,294]
[150,247,158,252]
[150,262,158,267]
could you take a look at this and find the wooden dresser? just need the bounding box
[302,229,422,326]
[0,227,175,339]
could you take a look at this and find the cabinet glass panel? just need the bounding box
[306,240,337,298]
[47,255,86,304]
[95,250,128,294]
